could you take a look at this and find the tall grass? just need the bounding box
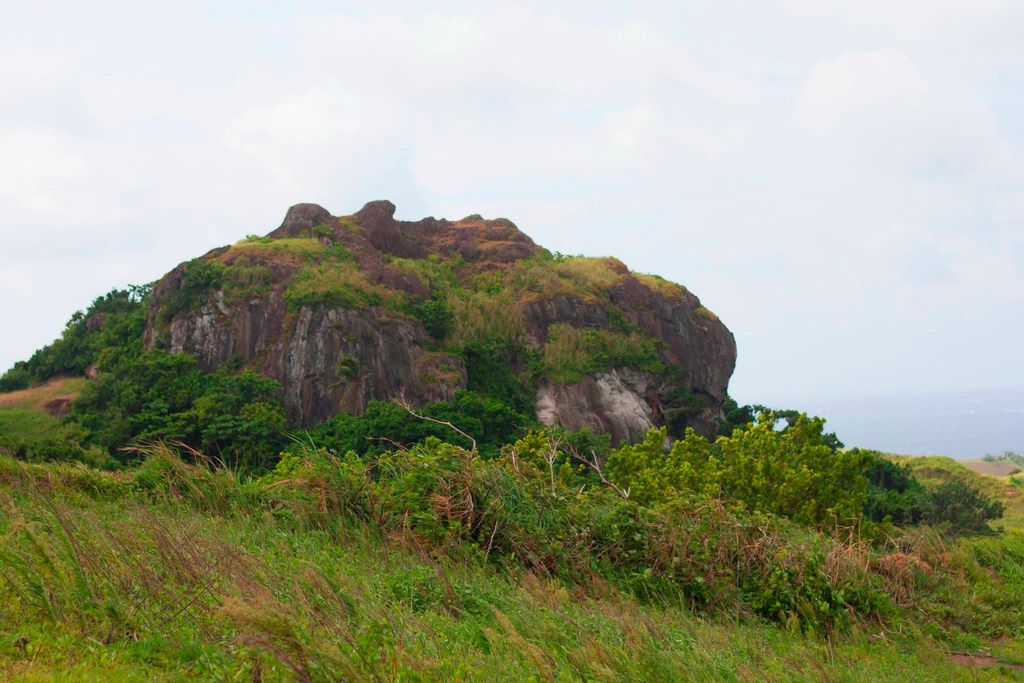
[2,446,1023,679]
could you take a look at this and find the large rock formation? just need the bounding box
[143,200,736,443]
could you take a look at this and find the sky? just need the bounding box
[2,0,1023,408]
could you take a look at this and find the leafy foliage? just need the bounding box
[0,286,149,391]
[920,477,1005,535]
[256,437,887,632]
[306,391,531,458]
[861,451,1005,536]
[461,341,534,413]
[539,323,664,384]
[155,260,224,326]
[607,415,869,526]
[403,295,455,340]
[68,347,287,470]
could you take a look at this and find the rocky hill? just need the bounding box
[141,200,736,443]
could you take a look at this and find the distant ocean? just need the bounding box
[803,385,1024,460]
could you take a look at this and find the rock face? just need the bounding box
[143,200,737,442]
[535,369,662,445]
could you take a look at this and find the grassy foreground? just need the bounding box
[0,450,1022,681]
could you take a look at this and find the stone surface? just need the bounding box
[535,369,662,444]
[143,200,737,439]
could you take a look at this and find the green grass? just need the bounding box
[0,408,61,442]
[1,454,1018,681]
[233,236,329,258]
[1,450,1023,680]
[0,377,89,444]
[635,272,687,300]
[283,263,394,311]
[540,323,664,383]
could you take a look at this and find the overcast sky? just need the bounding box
[2,1,1023,406]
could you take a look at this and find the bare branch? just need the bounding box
[566,445,630,500]
[544,438,561,494]
[392,393,477,453]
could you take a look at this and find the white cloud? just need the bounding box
[0,125,129,230]
[782,0,1011,39]
[794,49,928,135]
[0,1,1022,404]
[0,41,76,106]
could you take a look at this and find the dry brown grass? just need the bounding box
[962,460,1022,478]
[503,256,626,304]
[448,289,527,346]
[633,273,687,300]
[0,376,89,411]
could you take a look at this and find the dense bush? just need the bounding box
[862,452,925,525]
[607,415,869,527]
[154,260,224,326]
[69,347,288,469]
[921,477,1005,535]
[404,295,455,340]
[0,425,117,470]
[461,340,535,413]
[719,397,756,435]
[0,286,149,391]
[861,451,1004,536]
[306,391,531,458]
[255,436,889,632]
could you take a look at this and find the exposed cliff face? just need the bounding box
[143,200,737,442]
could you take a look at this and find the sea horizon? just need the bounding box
[793,384,1024,460]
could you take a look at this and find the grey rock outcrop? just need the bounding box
[143,201,737,441]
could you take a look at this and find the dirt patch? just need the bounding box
[962,460,1022,477]
[0,377,89,412]
[42,396,74,417]
[950,652,1024,672]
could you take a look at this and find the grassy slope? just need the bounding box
[895,455,1024,531]
[0,377,89,442]
[1,455,1022,681]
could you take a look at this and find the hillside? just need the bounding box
[142,200,736,441]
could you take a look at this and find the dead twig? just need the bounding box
[565,445,630,500]
[392,394,477,453]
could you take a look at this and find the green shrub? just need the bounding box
[156,260,224,325]
[0,429,117,470]
[860,451,1004,536]
[861,452,925,525]
[0,286,149,390]
[69,347,288,470]
[607,415,870,527]
[257,435,890,631]
[922,477,1005,535]
[659,379,708,437]
[461,340,534,413]
[539,323,664,383]
[404,296,455,340]
[306,391,530,458]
